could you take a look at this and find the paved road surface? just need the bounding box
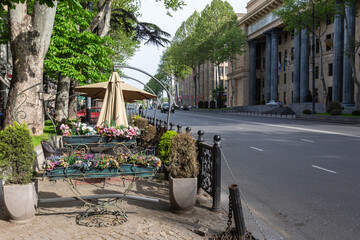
[148,109,360,240]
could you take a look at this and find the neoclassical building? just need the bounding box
[179,0,359,109]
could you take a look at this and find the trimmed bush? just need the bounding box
[134,117,148,129]
[327,101,342,114]
[352,110,360,116]
[157,130,178,164]
[302,109,311,114]
[198,101,204,108]
[210,100,216,109]
[331,109,342,115]
[0,122,35,184]
[142,124,156,143]
[168,133,199,178]
[204,101,209,108]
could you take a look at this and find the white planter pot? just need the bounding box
[2,182,37,223]
[169,176,197,214]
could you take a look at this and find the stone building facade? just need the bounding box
[231,0,359,108]
[178,0,359,109]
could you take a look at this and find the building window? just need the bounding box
[278,35,282,45]
[262,78,265,88]
[315,66,319,79]
[328,63,333,76]
[291,47,294,60]
[283,92,286,104]
[284,32,288,42]
[291,30,294,39]
[219,67,223,76]
[263,58,265,69]
[278,52,282,70]
[225,67,228,75]
[291,91,293,102]
[326,34,332,51]
[284,73,287,84]
[292,71,294,83]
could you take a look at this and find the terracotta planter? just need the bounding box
[169,176,197,214]
[2,182,37,223]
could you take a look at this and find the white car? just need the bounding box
[266,100,282,106]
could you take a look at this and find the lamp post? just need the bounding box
[311,1,316,114]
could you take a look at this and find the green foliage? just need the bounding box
[210,100,216,109]
[303,109,311,115]
[0,7,9,45]
[157,130,178,164]
[0,122,35,184]
[327,101,342,113]
[168,133,199,178]
[331,109,342,116]
[146,78,163,96]
[212,87,226,108]
[32,134,50,147]
[352,110,360,116]
[44,2,114,84]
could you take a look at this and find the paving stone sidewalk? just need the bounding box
[0,176,228,240]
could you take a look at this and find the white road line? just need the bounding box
[311,165,337,174]
[185,112,360,139]
[300,139,315,143]
[263,132,271,135]
[251,147,263,152]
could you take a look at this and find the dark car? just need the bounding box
[77,107,101,120]
[180,105,190,110]
[161,103,175,113]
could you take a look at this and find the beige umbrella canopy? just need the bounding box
[96,72,128,127]
[75,74,157,101]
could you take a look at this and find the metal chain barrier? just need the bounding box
[220,148,267,240]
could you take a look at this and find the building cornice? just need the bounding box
[239,0,282,26]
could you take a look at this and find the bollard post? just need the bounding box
[177,124,182,133]
[229,184,246,239]
[212,135,221,212]
[170,122,174,131]
[185,127,191,134]
[196,130,205,191]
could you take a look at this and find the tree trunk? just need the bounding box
[318,37,328,106]
[91,0,113,36]
[55,75,71,123]
[230,58,235,108]
[4,1,57,135]
[68,79,79,120]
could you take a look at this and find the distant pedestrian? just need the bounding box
[139,105,143,116]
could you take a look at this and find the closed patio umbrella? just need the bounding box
[96,72,128,127]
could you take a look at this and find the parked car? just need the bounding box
[266,100,282,107]
[77,107,101,120]
[180,105,189,110]
[161,102,175,113]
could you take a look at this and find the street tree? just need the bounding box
[275,0,336,107]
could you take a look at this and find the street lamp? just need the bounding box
[311,0,316,114]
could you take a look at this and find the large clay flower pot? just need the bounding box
[2,182,37,223]
[169,176,197,214]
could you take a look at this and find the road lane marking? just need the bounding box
[251,147,263,152]
[311,165,337,174]
[183,112,360,139]
[263,132,271,135]
[300,139,315,143]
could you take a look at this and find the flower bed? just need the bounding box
[45,153,161,180]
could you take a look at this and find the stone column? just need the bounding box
[332,0,344,103]
[270,28,279,101]
[342,4,355,106]
[249,40,256,105]
[293,30,301,103]
[300,28,309,102]
[265,31,272,103]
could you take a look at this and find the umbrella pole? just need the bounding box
[145,100,148,117]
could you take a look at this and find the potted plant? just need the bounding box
[168,132,199,214]
[0,122,37,223]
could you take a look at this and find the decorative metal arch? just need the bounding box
[122,75,160,125]
[114,64,172,129]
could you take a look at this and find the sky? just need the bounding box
[122,0,248,90]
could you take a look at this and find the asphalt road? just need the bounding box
[147,109,360,240]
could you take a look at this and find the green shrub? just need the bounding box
[331,109,342,115]
[135,117,148,129]
[157,130,178,164]
[210,100,216,109]
[352,110,360,116]
[0,122,35,184]
[168,133,199,178]
[327,101,342,114]
[302,109,311,114]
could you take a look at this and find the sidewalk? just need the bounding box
[0,176,229,240]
